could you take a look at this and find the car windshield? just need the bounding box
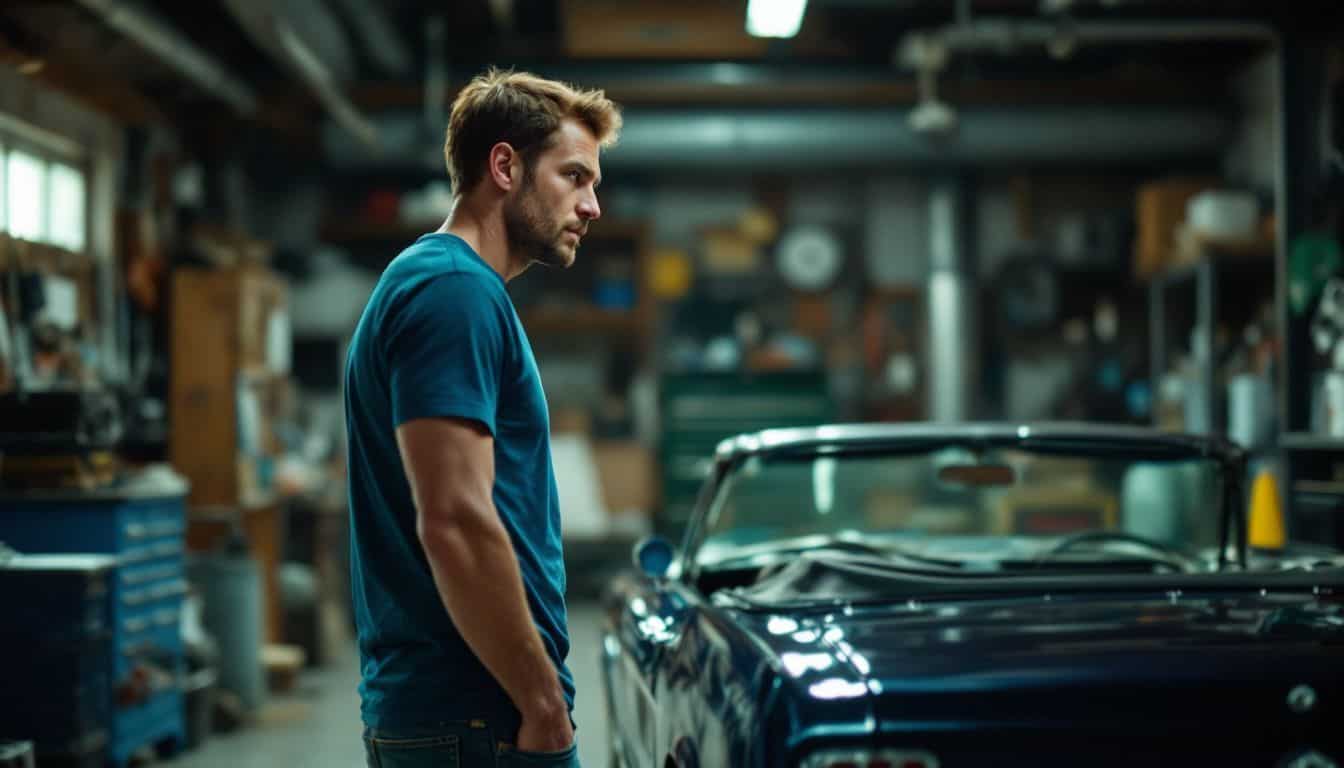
[696,446,1225,570]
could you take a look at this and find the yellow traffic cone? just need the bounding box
[1248,470,1286,550]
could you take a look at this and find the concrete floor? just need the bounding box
[174,600,610,768]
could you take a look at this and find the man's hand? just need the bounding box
[516,700,574,753]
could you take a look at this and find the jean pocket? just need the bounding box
[366,733,460,768]
[502,742,579,767]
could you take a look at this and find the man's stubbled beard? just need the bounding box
[504,161,570,268]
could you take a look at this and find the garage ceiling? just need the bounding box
[0,0,1331,149]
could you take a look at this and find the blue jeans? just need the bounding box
[363,720,581,768]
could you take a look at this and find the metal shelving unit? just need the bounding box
[1149,251,1274,436]
[1274,41,1343,550]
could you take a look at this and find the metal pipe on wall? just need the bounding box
[323,106,1230,170]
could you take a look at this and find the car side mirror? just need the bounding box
[633,535,676,580]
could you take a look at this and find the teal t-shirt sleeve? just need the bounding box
[383,273,506,434]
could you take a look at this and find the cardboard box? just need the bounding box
[1134,177,1217,280]
[593,440,654,515]
[550,406,593,436]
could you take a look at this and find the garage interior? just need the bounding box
[0,0,1340,766]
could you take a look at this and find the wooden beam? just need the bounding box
[0,36,166,125]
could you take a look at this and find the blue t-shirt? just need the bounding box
[343,232,573,730]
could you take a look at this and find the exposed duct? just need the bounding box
[222,0,378,148]
[74,0,258,114]
[323,106,1228,171]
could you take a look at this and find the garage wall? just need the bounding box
[609,175,930,286]
[865,178,929,286]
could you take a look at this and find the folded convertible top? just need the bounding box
[721,552,1344,610]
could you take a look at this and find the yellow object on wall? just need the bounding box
[649,247,693,299]
[1247,469,1286,550]
[738,206,779,244]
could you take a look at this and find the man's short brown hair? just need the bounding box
[445,68,621,194]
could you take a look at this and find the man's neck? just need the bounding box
[438,196,526,282]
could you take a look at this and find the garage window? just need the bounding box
[0,144,87,252]
[6,148,45,241]
[48,162,86,251]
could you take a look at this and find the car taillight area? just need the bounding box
[799,750,939,768]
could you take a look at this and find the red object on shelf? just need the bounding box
[361,190,401,224]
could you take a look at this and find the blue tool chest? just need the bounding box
[0,554,116,764]
[0,491,187,767]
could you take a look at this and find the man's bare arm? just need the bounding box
[396,417,572,750]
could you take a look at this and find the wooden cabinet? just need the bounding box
[170,266,290,643]
[169,267,287,508]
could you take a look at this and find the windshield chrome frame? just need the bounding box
[678,423,1249,582]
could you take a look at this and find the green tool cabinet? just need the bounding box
[658,371,834,543]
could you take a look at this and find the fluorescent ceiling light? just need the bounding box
[746,0,808,39]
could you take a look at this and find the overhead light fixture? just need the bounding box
[746,0,808,39]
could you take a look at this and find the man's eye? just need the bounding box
[567,171,582,182]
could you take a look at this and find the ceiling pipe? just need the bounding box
[897,17,1274,139]
[922,18,1276,57]
[222,0,378,148]
[326,0,412,76]
[74,0,258,114]
[604,107,1228,168]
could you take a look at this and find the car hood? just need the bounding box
[729,584,1344,733]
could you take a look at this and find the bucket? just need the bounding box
[187,551,266,711]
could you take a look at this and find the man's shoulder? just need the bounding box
[381,236,505,304]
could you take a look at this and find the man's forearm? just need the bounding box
[417,509,567,719]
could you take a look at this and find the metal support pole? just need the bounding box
[1195,259,1218,435]
[927,178,975,422]
[1150,279,1166,428]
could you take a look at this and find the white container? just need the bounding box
[1187,190,1258,241]
[1327,372,1344,437]
[1228,373,1273,448]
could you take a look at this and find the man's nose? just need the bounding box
[577,189,601,222]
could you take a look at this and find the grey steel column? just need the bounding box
[927,178,976,422]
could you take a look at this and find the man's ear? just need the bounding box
[487,142,519,192]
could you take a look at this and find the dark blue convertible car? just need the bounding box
[599,423,1344,768]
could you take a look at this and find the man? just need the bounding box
[344,69,620,767]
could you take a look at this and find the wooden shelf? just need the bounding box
[1280,433,1344,452]
[521,306,646,337]
[1154,252,1275,287]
